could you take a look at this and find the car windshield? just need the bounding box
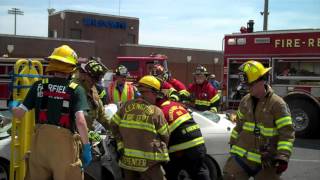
[195,110,221,123]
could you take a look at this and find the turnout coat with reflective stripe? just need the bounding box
[168,78,190,98]
[110,99,170,172]
[158,100,205,153]
[230,85,295,163]
[187,81,220,111]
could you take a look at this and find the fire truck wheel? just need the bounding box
[287,98,320,138]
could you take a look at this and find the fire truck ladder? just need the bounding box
[10,59,43,180]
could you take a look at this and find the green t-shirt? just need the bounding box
[23,77,89,129]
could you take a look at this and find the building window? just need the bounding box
[70,29,82,39]
[127,34,136,44]
[48,30,57,38]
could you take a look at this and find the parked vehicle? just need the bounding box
[0,108,12,180]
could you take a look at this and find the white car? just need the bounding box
[0,109,12,180]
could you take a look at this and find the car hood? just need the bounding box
[192,111,235,134]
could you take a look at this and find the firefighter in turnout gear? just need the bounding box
[12,45,91,180]
[223,60,295,180]
[76,57,123,179]
[166,72,190,102]
[152,64,180,101]
[148,76,210,180]
[76,57,109,130]
[107,65,139,108]
[86,57,108,105]
[187,65,220,112]
[110,75,170,180]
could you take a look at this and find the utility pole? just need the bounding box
[8,8,24,35]
[261,0,269,31]
[118,0,121,16]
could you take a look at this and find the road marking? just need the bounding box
[290,159,320,163]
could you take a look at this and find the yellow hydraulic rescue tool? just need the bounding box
[10,59,43,180]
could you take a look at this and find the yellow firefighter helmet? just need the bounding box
[138,75,161,91]
[238,60,271,84]
[48,45,78,66]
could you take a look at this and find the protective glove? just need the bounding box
[274,159,288,174]
[82,143,92,167]
[8,100,20,110]
[210,107,218,113]
[88,131,102,142]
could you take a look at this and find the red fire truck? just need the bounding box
[117,54,168,81]
[223,29,320,138]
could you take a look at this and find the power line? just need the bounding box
[8,8,24,35]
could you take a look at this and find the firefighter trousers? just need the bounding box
[163,146,210,180]
[122,163,166,180]
[223,156,281,180]
[25,124,83,180]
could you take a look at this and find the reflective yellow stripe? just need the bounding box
[247,152,261,164]
[112,114,121,125]
[195,99,211,106]
[42,78,48,84]
[275,116,292,129]
[161,101,171,106]
[179,90,190,97]
[242,122,278,137]
[230,145,261,164]
[230,145,247,157]
[69,82,78,89]
[119,159,148,172]
[237,110,244,119]
[182,124,200,134]
[277,141,293,152]
[168,88,176,95]
[124,148,169,161]
[210,93,220,103]
[169,113,192,133]
[231,129,238,139]
[120,121,157,134]
[117,141,124,150]
[243,122,255,131]
[99,89,106,98]
[157,123,169,135]
[169,137,205,153]
[210,107,217,112]
[261,127,278,136]
[169,94,180,101]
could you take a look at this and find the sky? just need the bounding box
[0,0,319,50]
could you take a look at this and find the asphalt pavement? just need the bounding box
[282,138,320,180]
